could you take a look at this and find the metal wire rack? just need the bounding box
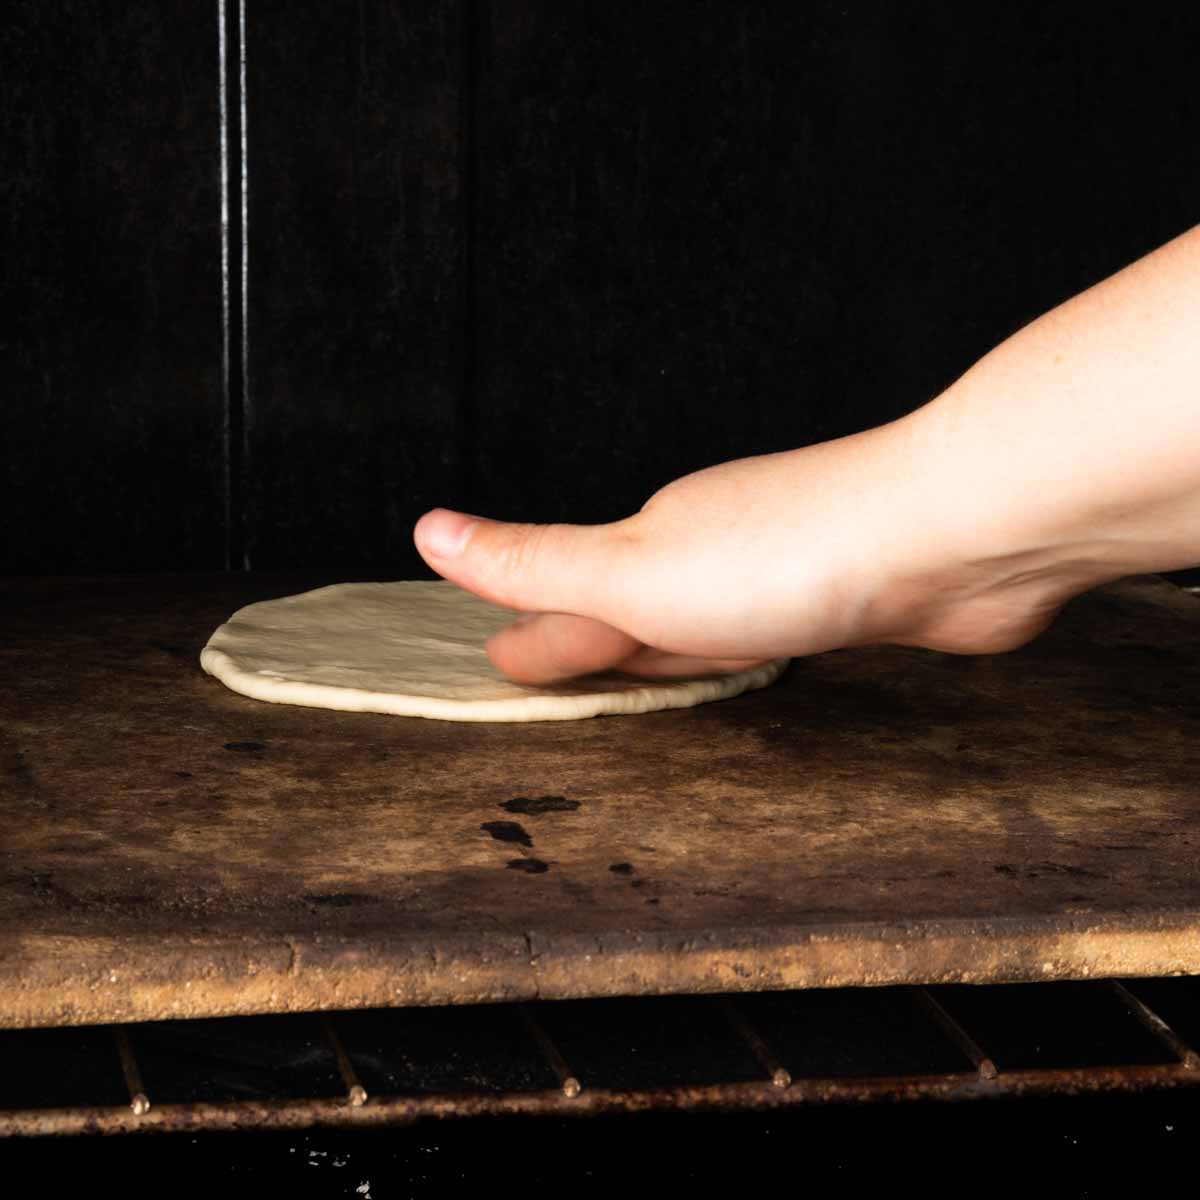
[3,976,1198,1138]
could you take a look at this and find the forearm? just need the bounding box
[912,223,1200,586]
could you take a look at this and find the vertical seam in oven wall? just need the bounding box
[218,0,231,570]
[239,0,251,570]
[460,0,480,513]
[219,0,250,570]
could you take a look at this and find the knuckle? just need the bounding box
[495,523,554,579]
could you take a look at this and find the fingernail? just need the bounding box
[419,509,478,559]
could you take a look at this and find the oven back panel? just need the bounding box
[5,3,1200,574]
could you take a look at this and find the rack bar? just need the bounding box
[517,1004,581,1098]
[112,1028,150,1116]
[717,998,791,1088]
[4,1060,1199,1138]
[320,1015,368,1106]
[1106,981,1200,1070]
[911,988,998,1080]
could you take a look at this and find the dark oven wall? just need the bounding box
[4,2,1198,575]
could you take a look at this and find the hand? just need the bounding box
[417,224,1200,686]
[413,419,1068,684]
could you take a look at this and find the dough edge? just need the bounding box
[200,645,788,724]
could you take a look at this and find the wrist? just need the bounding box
[854,405,1121,655]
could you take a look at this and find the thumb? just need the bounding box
[413,508,627,619]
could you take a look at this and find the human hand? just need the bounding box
[417,225,1200,685]
[413,418,1067,684]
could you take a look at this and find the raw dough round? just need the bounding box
[200,580,788,723]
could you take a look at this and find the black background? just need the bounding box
[2,1094,1193,1195]
[3,3,1200,1184]
[5,1,1198,574]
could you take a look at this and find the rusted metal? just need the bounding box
[6,574,1200,1030]
[717,997,791,1088]
[1105,981,1200,1070]
[112,1028,150,1116]
[911,988,998,1080]
[319,1014,368,1106]
[517,1004,582,1098]
[3,1062,1199,1139]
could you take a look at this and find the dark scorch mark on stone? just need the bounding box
[481,821,533,848]
[507,858,549,874]
[609,862,635,876]
[223,741,265,752]
[502,795,580,815]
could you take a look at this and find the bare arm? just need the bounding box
[415,224,1200,682]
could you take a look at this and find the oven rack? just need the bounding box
[2,975,1198,1137]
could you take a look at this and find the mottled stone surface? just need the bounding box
[2,573,1199,1028]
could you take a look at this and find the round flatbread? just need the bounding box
[200,580,788,722]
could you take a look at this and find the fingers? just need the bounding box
[486,611,770,685]
[486,612,642,684]
[414,508,633,621]
[613,646,773,678]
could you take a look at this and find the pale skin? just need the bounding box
[415,223,1200,685]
